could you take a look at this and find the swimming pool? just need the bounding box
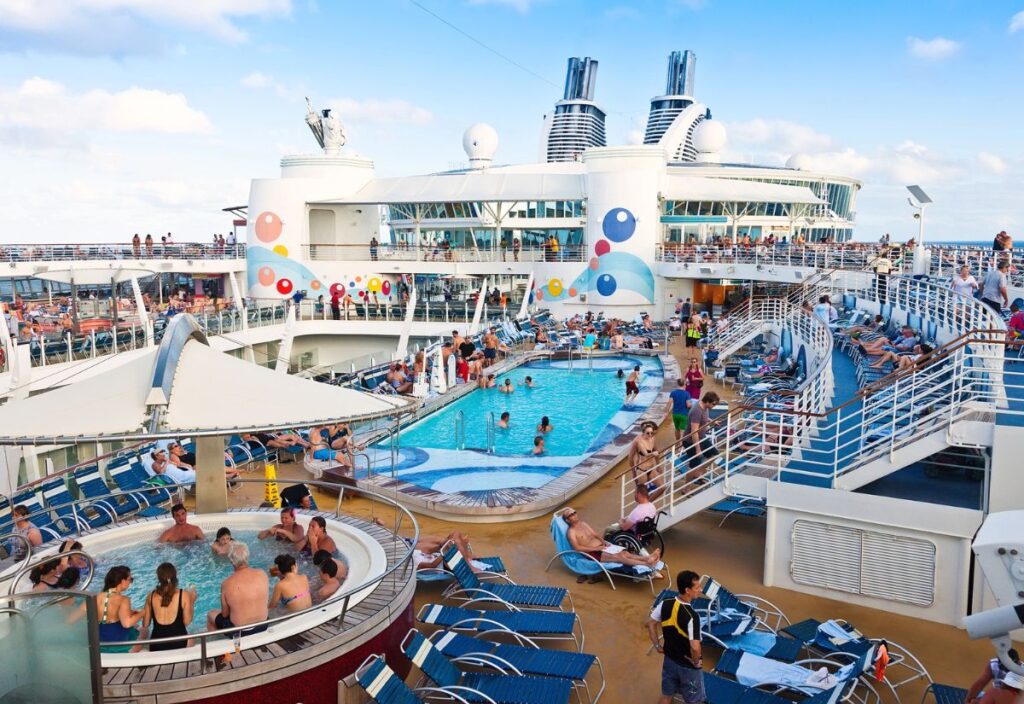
[380,355,663,492]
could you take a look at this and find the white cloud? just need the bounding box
[0,0,291,54]
[978,151,1009,175]
[726,118,834,154]
[0,78,213,136]
[241,71,293,98]
[788,149,874,177]
[466,0,539,12]
[906,36,962,61]
[327,98,433,125]
[1011,11,1024,33]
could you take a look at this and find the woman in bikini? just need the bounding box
[628,421,664,499]
[268,554,312,614]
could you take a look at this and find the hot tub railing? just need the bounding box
[6,548,97,595]
[2,477,419,671]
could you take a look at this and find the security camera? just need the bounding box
[913,213,921,220]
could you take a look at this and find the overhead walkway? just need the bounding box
[621,272,1009,532]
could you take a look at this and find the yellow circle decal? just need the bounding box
[272,244,289,257]
[548,279,563,296]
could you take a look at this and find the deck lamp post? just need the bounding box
[906,185,932,275]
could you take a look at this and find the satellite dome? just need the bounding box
[786,153,814,171]
[691,119,727,154]
[463,123,498,168]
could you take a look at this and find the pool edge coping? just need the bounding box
[351,348,680,523]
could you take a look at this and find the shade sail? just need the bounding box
[35,266,156,286]
[0,316,413,444]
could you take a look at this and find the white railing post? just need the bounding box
[889,376,900,461]
[831,407,842,485]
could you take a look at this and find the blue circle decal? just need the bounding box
[596,274,617,296]
[602,208,636,242]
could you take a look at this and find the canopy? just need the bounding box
[315,171,586,205]
[35,266,156,286]
[662,176,823,204]
[0,315,413,445]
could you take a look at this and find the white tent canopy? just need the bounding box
[0,316,413,444]
[35,266,156,286]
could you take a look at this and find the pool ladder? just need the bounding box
[486,412,496,454]
[453,409,465,450]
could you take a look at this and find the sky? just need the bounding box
[1,0,1022,243]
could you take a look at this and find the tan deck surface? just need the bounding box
[231,337,1002,703]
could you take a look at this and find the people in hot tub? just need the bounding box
[211,527,235,556]
[158,504,205,543]
[268,554,312,614]
[206,542,269,635]
[257,507,305,546]
[299,516,337,556]
[313,549,348,598]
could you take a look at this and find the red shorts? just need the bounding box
[625,381,639,394]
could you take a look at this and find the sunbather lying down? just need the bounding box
[370,519,488,573]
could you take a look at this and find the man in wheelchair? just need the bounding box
[604,485,665,557]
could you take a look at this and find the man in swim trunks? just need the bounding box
[666,378,693,442]
[499,378,514,393]
[158,504,205,543]
[625,365,641,402]
[563,507,661,569]
[482,327,501,366]
[206,542,269,634]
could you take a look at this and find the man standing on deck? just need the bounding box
[685,391,721,483]
[649,570,705,704]
[666,379,693,442]
[869,249,893,304]
[981,261,1010,314]
[330,289,341,321]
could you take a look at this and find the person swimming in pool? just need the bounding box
[524,375,535,388]
[537,416,554,433]
[499,378,514,393]
[211,527,235,556]
[498,411,510,429]
[625,365,641,402]
[532,436,545,455]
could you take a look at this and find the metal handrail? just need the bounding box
[0,532,33,581]
[7,548,96,595]
[4,477,420,664]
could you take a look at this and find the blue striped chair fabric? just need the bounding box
[418,555,506,583]
[430,631,597,682]
[404,629,572,704]
[419,604,577,637]
[443,545,567,609]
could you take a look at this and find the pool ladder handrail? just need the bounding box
[486,411,496,454]
[453,409,465,450]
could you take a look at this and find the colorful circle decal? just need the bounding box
[330,283,345,297]
[602,207,636,242]
[355,276,362,283]
[381,280,392,296]
[272,244,289,257]
[368,277,381,292]
[358,290,365,297]
[568,288,577,297]
[310,280,321,290]
[276,278,293,295]
[594,240,611,256]
[254,211,283,242]
[589,257,600,271]
[535,289,544,301]
[257,266,275,287]
[548,278,563,296]
[596,274,617,296]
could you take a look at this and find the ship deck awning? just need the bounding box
[0,316,414,445]
[313,172,587,205]
[662,176,823,204]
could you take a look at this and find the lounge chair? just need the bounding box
[428,630,607,703]
[417,603,584,652]
[442,544,571,611]
[418,554,507,585]
[39,476,112,530]
[355,653,490,703]
[544,513,668,594]
[107,459,176,516]
[651,589,801,663]
[781,618,932,700]
[402,629,572,704]
[921,683,969,704]
[713,647,880,704]
[694,576,790,632]
[703,671,848,704]
[73,463,150,519]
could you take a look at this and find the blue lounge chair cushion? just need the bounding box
[444,546,566,608]
[420,604,576,636]
[431,631,596,681]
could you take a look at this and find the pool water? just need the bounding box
[400,357,658,455]
[91,530,335,629]
[382,355,663,493]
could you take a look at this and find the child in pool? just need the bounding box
[211,527,234,556]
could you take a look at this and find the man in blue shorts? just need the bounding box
[648,570,705,704]
[666,378,693,442]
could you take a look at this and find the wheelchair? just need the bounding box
[607,510,667,557]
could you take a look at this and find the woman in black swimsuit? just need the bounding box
[143,562,195,651]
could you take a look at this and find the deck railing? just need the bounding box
[655,242,914,274]
[0,242,246,262]
[304,242,586,263]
